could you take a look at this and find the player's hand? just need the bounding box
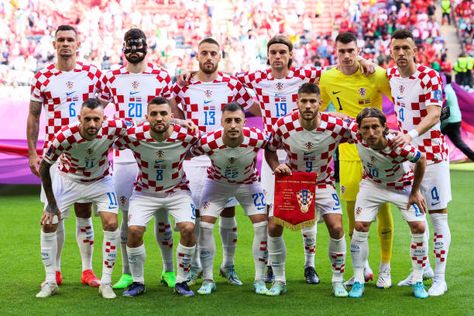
[28,153,41,177]
[359,58,376,75]
[174,118,199,133]
[273,164,292,175]
[389,131,410,148]
[176,72,195,87]
[408,190,427,214]
[41,207,61,226]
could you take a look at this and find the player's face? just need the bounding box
[197,42,220,74]
[147,103,173,134]
[297,93,321,121]
[336,41,359,67]
[358,117,385,147]
[390,38,417,69]
[268,43,292,71]
[78,107,105,139]
[222,110,245,140]
[53,30,79,58]
[124,38,147,64]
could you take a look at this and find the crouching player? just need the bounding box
[116,97,199,297]
[38,98,125,299]
[264,83,351,297]
[192,103,269,295]
[348,108,429,299]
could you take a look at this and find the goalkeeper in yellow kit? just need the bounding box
[320,32,394,288]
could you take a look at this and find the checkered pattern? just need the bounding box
[158,221,173,248]
[115,123,199,193]
[80,226,94,245]
[355,133,422,190]
[410,241,427,268]
[236,66,322,133]
[268,112,355,185]
[104,241,117,269]
[30,62,105,151]
[433,233,447,262]
[258,240,267,263]
[101,63,172,163]
[43,120,127,182]
[387,65,448,163]
[331,253,345,273]
[172,72,254,133]
[303,233,316,254]
[192,127,268,184]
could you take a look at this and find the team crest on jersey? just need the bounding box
[358,88,366,97]
[275,82,284,91]
[204,89,213,99]
[305,142,314,150]
[131,81,140,90]
[399,85,405,94]
[370,156,376,164]
[228,157,235,164]
[66,81,74,89]
[156,150,165,159]
[87,148,93,155]
[297,189,314,213]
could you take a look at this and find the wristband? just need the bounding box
[408,129,419,139]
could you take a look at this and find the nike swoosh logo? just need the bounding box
[257,206,266,211]
[130,91,140,95]
[396,96,403,100]
[332,91,341,95]
[66,91,76,96]
[204,100,213,104]
[431,201,440,206]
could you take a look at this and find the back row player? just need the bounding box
[28,25,104,289]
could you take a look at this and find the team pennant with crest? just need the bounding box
[273,172,316,230]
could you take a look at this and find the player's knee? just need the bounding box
[328,222,344,239]
[268,219,283,237]
[221,207,235,217]
[74,203,92,218]
[42,223,57,233]
[410,221,426,234]
[179,222,196,243]
[127,226,144,246]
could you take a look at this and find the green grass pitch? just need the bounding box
[0,170,473,315]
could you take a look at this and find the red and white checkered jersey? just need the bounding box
[235,66,322,134]
[172,72,254,133]
[30,62,105,151]
[192,127,268,184]
[115,123,199,193]
[355,133,422,190]
[268,112,355,185]
[101,63,173,163]
[43,120,127,182]
[387,65,448,164]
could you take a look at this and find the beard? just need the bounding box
[125,52,146,64]
[199,62,218,74]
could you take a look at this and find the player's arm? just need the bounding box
[247,102,261,116]
[402,105,441,144]
[408,154,427,214]
[27,100,42,177]
[39,159,60,225]
[358,56,376,75]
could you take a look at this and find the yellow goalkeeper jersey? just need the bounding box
[320,65,391,161]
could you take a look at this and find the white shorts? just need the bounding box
[199,179,267,218]
[43,174,119,218]
[184,157,238,208]
[113,162,139,211]
[128,189,196,227]
[355,179,426,223]
[269,185,342,218]
[422,161,451,211]
[261,149,287,207]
